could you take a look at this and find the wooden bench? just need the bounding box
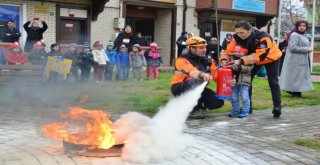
[0,64,44,85]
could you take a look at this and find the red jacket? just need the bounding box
[5,52,27,65]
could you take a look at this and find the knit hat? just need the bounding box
[83,42,90,48]
[9,42,20,49]
[33,41,42,48]
[119,44,126,49]
[93,41,103,47]
[149,42,158,48]
[181,31,188,35]
[40,39,46,47]
[106,41,114,47]
[132,44,141,51]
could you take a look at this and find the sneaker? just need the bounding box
[272,107,281,118]
[228,111,239,117]
[188,110,206,120]
[238,111,249,118]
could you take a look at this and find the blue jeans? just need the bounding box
[118,66,128,80]
[231,84,250,114]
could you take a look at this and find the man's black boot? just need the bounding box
[272,107,281,118]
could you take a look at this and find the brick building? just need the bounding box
[196,0,279,44]
[0,0,280,65]
[0,0,108,52]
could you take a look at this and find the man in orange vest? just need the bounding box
[171,37,236,119]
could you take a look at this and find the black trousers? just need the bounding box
[80,65,91,82]
[249,59,281,113]
[171,79,224,112]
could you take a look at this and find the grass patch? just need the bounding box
[0,71,319,115]
[313,65,320,73]
[294,135,320,151]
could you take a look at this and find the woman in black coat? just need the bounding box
[114,25,136,52]
[23,18,48,52]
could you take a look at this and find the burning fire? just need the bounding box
[42,106,115,149]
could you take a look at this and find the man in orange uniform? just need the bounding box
[171,37,235,119]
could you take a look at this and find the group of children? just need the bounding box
[2,40,163,83]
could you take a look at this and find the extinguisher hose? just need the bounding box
[210,64,223,77]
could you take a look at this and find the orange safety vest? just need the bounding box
[171,53,218,85]
[221,33,282,65]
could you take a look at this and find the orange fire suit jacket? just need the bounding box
[171,55,218,85]
[220,35,282,65]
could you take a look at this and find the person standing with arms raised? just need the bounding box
[220,21,282,118]
[23,18,48,53]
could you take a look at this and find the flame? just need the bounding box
[42,106,115,149]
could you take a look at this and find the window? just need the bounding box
[0,4,20,33]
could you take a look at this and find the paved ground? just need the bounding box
[0,105,320,165]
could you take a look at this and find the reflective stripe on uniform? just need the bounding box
[244,56,252,65]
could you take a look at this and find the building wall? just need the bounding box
[0,0,56,50]
[91,0,120,47]
[26,1,56,51]
[175,0,199,57]
[154,9,172,65]
[197,0,279,16]
[218,0,278,15]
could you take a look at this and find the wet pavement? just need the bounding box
[0,105,320,165]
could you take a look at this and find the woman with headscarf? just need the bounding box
[279,20,314,97]
[114,25,136,52]
[23,18,48,53]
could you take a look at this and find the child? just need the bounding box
[79,42,93,82]
[105,41,117,81]
[144,42,162,80]
[5,42,27,65]
[64,43,80,82]
[116,44,129,81]
[47,43,63,83]
[92,41,109,83]
[28,41,47,65]
[227,46,253,118]
[129,44,146,81]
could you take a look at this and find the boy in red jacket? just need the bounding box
[5,42,27,65]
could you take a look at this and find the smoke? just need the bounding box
[113,82,207,163]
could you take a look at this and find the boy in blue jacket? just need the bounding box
[105,41,117,81]
[116,44,129,81]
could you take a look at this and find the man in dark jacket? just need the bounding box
[176,31,188,57]
[23,18,48,52]
[0,20,21,43]
[135,32,148,46]
[206,37,222,64]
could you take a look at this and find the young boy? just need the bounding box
[28,41,47,65]
[129,44,146,81]
[105,41,117,81]
[79,42,93,82]
[5,42,27,65]
[64,43,80,82]
[47,43,63,83]
[116,44,129,81]
[227,46,253,118]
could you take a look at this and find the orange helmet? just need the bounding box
[186,37,207,47]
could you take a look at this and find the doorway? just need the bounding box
[59,19,86,44]
[126,18,154,44]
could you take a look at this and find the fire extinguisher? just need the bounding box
[216,67,233,100]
